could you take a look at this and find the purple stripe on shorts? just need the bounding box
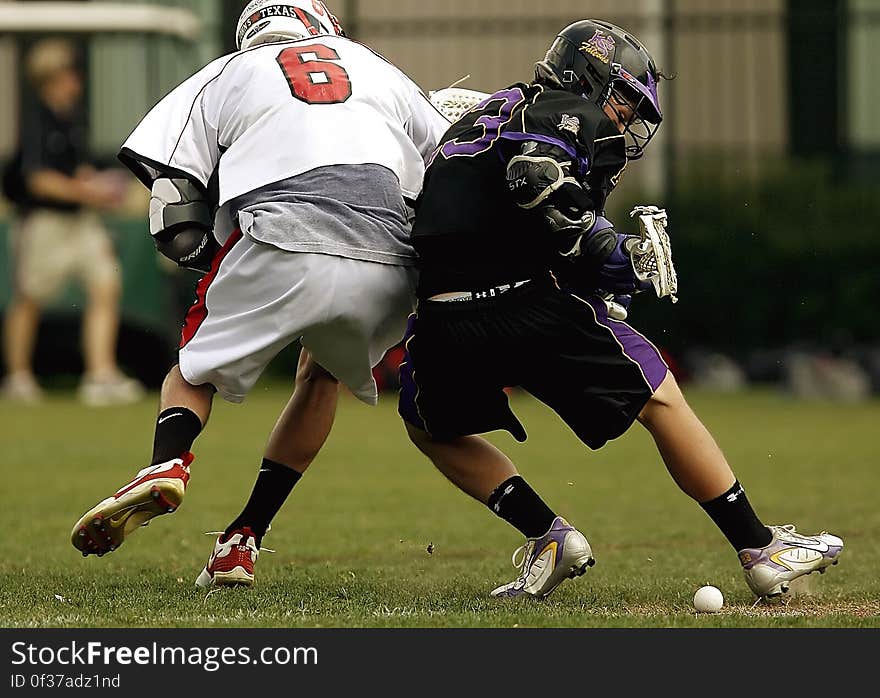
[586,297,669,392]
[397,314,427,433]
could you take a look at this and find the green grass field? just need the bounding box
[1,382,878,628]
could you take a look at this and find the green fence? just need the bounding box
[609,163,880,361]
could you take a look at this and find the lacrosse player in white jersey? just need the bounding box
[70,0,451,587]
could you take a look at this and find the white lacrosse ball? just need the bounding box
[693,585,724,613]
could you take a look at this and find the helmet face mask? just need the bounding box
[236,1,345,51]
[604,64,662,159]
[535,19,663,159]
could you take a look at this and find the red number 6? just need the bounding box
[277,44,352,105]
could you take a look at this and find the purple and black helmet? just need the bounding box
[535,19,663,159]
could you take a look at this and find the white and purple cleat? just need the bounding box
[491,516,595,600]
[739,524,844,598]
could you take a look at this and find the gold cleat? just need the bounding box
[71,453,193,557]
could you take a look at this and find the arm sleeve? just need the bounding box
[118,54,233,192]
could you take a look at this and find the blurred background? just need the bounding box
[0,0,878,401]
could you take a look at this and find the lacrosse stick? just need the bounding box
[628,205,679,304]
[429,76,491,122]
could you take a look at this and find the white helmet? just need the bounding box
[236,1,345,51]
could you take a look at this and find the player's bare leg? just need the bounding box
[71,365,212,557]
[196,350,340,587]
[637,371,772,554]
[405,426,517,504]
[638,371,843,597]
[1,294,44,402]
[158,364,215,427]
[263,350,340,473]
[405,424,594,598]
[637,373,736,502]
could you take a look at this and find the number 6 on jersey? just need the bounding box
[277,43,352,105]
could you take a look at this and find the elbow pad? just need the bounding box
[506,141,612,261]
[149,177,214,239]
[506,141,580,210]
[149,178,218,273]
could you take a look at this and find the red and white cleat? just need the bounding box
[71,453,193,557]
[195,528,261,588]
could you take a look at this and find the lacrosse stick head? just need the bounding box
[429,87,491,123]
[628,206,678,303]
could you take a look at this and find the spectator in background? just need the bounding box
[1,38,144,406]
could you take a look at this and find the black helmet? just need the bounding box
[535,19,663,159]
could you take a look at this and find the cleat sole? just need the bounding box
[71,477,186,556]
[150,485,178,514]
[213,567,255,588]
[569,558,596,579]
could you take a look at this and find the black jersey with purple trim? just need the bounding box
[412,82,626,297]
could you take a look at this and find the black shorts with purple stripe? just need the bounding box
[398,275,669,450]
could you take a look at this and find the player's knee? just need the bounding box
[164,364,216,395]
[295,352,338,388]
[405,421,436,452]
[405,422,467,461]
[638,371,685,425]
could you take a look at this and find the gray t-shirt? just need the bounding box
[230,164,416,267]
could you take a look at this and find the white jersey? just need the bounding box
[119,35,449,206]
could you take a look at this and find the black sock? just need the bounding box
[151,408,203,465]
[225,458,302,544]
[700,481,773,552]
[487,476,558,538]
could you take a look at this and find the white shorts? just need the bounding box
[179,230,417,404]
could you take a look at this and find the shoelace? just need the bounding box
[774,524,833,546]
[508,540,537,588]
[203,531,276,554]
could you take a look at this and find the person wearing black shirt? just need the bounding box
[398,20,843,601]
[1,39,143,405]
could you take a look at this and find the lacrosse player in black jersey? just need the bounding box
[400,20,843,600]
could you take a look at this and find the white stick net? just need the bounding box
[429,87,491,122]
